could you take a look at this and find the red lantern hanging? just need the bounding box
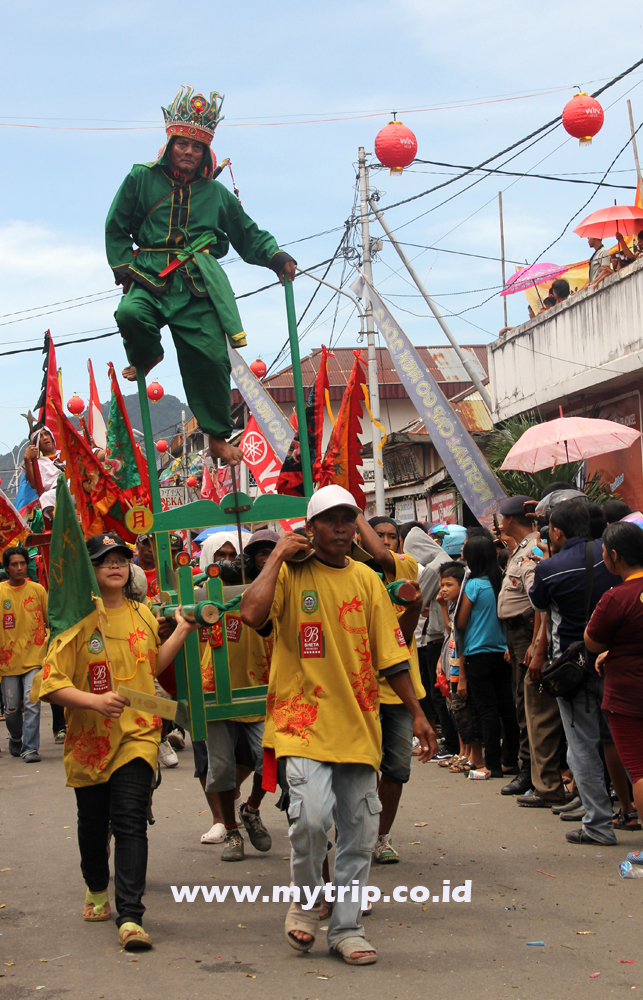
[562,93,604,146]
[66,394,85,416]
[155,439,168,453]
[147,381,164,403]
[374,118,418,175]
[249,358,267,379]
[186,475,198,489]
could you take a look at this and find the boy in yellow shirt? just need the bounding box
[241,485,435,967]
[0,546,48,762]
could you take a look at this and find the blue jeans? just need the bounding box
[1,669,41,755]
[286,757,380,948]
[557,677,617,845]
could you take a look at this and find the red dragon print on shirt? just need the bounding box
[267,677,324,745]
[0,641,15,668]
[67,724,111,772]
[23,595,46,647]
[337,596,378,713]
[127,628,147,653]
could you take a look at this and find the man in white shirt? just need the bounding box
[587,237,612,289]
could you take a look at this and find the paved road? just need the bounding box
[1,706,640,1000]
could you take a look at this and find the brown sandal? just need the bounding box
[449,758,471,773]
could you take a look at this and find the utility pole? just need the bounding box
[498,191,508,329]
[181,409,188,506]
[358,147,386,515]
[369,199,494,412]
[627,100,643,195]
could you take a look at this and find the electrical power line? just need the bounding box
[408,158,636,191]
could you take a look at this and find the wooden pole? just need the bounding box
[284,277,314,497]
[499,192,508,328]
[627,100,643,195]
[136,369,162,514]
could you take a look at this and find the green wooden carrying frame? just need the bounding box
[135,278,312,740]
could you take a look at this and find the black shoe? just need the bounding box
[565,828,616,846]
[9,740,22,758]
[552,795,582,815]
[501,769,533,796]
[517,792,566,808]
[560,806,587,822]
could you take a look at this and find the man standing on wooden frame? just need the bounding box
[106,85,296,466]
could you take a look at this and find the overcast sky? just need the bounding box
[1,1,641,449]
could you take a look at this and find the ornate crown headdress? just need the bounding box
[162,85,224,147]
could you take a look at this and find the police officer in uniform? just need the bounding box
[496,496,539,796]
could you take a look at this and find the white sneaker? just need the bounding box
[201,822,226,844]
[167,730,185,750]
[158,739,179,768]
[373,833,399,864]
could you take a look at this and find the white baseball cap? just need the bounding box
[306,485,362,521]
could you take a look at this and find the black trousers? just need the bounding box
[464,652,520,772]
[51,703,66,733]
[419,642,459,756]
[74,757,153,928]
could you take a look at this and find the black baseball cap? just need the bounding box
[86,533,133,563]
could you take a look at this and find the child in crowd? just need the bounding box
[456,532,520,779]
[38,532,199,951]
[436,562,485,774]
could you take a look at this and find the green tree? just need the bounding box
[484,412,614,503]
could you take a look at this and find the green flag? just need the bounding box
[106,387,141,492]
[48,477,101,643]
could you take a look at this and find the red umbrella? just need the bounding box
[573,205,643,240]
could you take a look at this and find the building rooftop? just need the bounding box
[231,345,489,406]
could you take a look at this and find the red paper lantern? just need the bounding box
[187,475,198,488]
[374,119,418,175]
[562,93,604,146]
[249,358,267,379]
[147,381,164,403]
[155,439,168,453]
[66,394,85,416]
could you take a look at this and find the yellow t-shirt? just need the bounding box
[199,613,272,723]
[263,557,409,770]
[0,580,48,677]
[378,551,426,705]
[38,601,161,788]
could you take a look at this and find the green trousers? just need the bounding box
[114,278,231,439]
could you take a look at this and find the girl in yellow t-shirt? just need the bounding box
[39,532,198,952]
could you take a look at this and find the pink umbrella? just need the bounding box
[501,262,568,296]
[573,205,643,240]
[500,416,641,473]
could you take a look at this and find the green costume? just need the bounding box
[105,85,294,440]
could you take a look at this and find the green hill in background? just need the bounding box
[0,393,193,499]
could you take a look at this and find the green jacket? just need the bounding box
[105,151,293,298]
